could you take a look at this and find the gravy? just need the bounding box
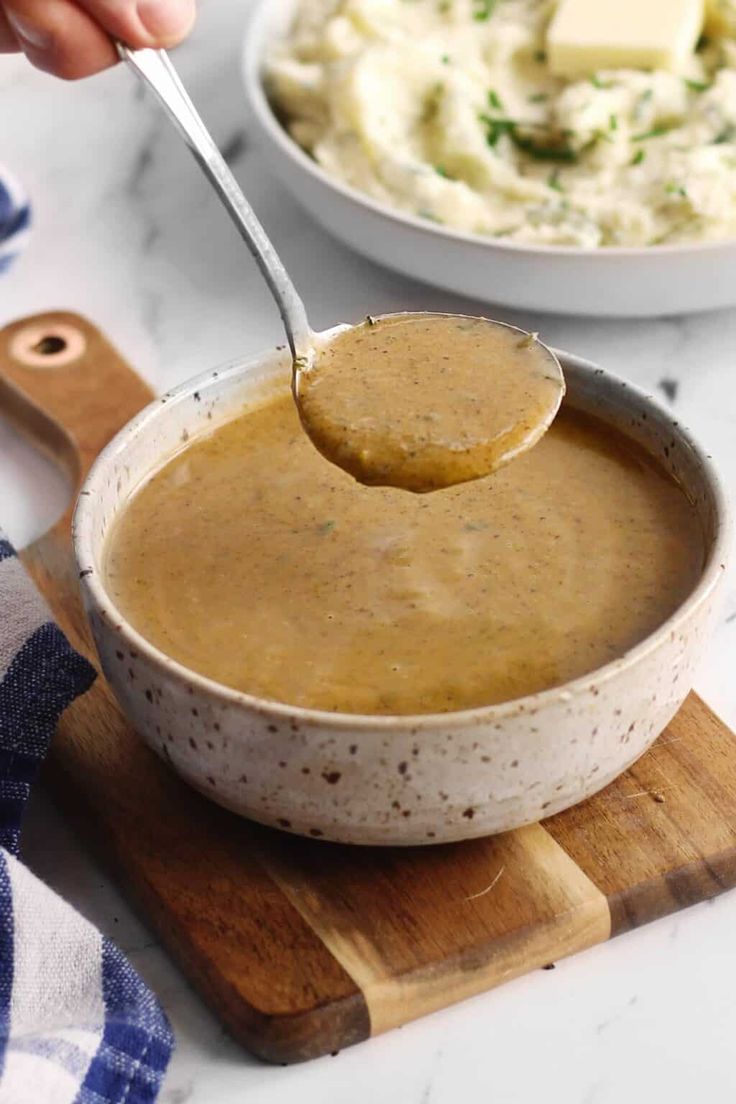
[296,314,564,492]
[106,391,703,716]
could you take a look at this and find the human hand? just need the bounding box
[0,0,195,79]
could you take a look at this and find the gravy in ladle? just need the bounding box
[296,313,564,492]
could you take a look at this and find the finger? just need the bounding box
[5,0,117,78]
[0,8,20,51]
[76,0,195,49]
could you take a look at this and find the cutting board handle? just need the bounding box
[0,311,155,647]
[0,311,154,510]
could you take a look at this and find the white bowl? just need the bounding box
[74,343,729,846]
[242,0,736,318]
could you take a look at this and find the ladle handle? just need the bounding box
[118,43,312,363]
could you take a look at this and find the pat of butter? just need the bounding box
[705,0,736,34]
[547,0,705,78]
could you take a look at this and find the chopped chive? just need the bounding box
[512,133,578,162]
[590,74,613,89]
[590,126,614,145]
[533,49,547,63]
[685,78,710,92]
[632,125,672,141]
[609,113,618,131]
[435,164,450,178]
[713,125,736,144]
[665,182,688,198]
[479,113,515,146]
[479,114,580,162]
[633,88,654,121]
[417,208,443,223]
[473,0,496,20]
[488,88,503,110]
[441,53,450,64]
[528,92,548,104]
[547,169,564,191]
[630,148,646,166]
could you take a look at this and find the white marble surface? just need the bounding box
[2,2,736,1100]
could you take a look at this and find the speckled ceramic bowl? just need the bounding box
[73,345,730,845]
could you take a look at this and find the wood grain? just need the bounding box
[259,822,609,1034]
[546,694,736,934]
[2,312,735,1064]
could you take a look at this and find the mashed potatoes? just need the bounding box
[266,0,736,247]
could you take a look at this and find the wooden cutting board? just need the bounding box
[3,311,736,1064]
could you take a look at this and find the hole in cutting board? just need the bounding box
[31,334,67,356]
[0,411,70,549]
[9,322,86,368]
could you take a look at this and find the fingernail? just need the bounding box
[5,10,52,51]
[136,0,193,40]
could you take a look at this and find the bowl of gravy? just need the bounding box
[74,329,729,845]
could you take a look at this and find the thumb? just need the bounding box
[76,0,196,49]
[0,8,20,50]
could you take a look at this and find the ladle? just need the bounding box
[119,45,565,492]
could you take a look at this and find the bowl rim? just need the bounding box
[242,0,736,263]
[74,343,731,734]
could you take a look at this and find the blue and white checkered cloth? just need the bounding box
[0,534,173,1103]
[0,168,31,276]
